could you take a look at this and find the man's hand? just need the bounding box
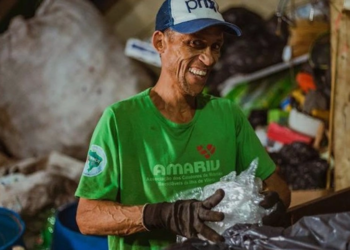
[260,191,287,227]
[143,189,225,242]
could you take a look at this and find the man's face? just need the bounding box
[161,26,224,96]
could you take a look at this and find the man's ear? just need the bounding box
[152,31,166,53]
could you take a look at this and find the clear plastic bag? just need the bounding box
[172,158,275,240]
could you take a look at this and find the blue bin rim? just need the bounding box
[0,207,26,250]
[55,202,79,235]
[55,202,105,239]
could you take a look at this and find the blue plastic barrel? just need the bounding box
[0,207,26,250]
[52,202,108,250]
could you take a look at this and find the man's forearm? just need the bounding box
[76,198,147,236]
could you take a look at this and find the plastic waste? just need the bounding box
[166,211,350,250]
[172,159,275,239]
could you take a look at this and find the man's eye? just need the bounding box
[212,44,222,51]
[190,40,205,48]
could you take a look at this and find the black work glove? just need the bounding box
[259,191,287,227]
[143,189,225,242]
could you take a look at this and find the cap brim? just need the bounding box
[171,18,242,36]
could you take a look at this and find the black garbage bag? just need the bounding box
[280,159,329,190]
[166,212,350,250]
[223,211,350,250]
[271,142,329,190]
[278,142,320,166]
[221,7,265,46]
[309,33,331,100]
[206,8,289,95]
[248,109,268,129]
[222,223,321,250]
[163,238,237,250]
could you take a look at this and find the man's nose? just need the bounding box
[199,48,216,66]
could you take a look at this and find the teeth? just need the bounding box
[189,68,207,76]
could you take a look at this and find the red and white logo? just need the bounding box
[197,144,216,159]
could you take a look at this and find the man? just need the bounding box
[75,0,291,249]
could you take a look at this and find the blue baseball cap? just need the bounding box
[155,0,241,36]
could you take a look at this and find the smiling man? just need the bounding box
[75,0,291,249]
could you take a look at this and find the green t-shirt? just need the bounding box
[75,88,275,250]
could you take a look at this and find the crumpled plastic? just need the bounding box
[172,159,275,238]
[165,212,350,250]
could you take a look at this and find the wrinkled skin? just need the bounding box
[150,26,225,124]
[153,26,224,97]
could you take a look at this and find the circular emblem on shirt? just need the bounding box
[83,145,107,177]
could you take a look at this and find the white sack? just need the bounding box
[0,0,153,159]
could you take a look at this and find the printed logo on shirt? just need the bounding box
[83,145,107,177]
[196,144,216,159]
[146,159,223,187]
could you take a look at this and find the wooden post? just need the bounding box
[330,0,350,191]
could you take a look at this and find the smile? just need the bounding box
[189,68,207,76]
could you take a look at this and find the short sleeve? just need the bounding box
[233,105,276,180]
[75,107,120,201]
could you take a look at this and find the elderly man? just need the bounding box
[75,0,291,249]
